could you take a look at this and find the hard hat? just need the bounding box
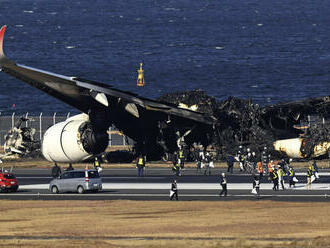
[222,172,225,177]
[239,145,242,148]
[264,146,267,150]
[247,148,250,152]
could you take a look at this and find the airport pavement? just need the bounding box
[1,168,330,201]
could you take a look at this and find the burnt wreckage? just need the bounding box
[158,90,330,159]
[0,26,329,161]
[2,117,41,159]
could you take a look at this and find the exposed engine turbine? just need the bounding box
[42,114,108,162]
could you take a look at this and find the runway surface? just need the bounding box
[2,167,330,201]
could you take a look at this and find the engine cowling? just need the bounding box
[42,114,108,162]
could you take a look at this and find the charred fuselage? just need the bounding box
[158,90,330,159]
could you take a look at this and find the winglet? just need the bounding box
[0,25,7,58]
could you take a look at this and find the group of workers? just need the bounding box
[51,158,102,178]
[195,149,214,175]
[51,163,72,178]
[135,145,324,200]
[265,159,297,191]
[171,149,186,176]
[135,148,215,178]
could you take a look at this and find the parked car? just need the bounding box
[49,169,102,194]
[0,171,19,192]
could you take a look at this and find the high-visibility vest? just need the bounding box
[307,169,313,177]
[257,162,263,173]
[179,150,184,159]
[95,160,100,167]
[267,162,273,173]
[289,168,294,177]
[272,171,278,180]
[138,158,144,166]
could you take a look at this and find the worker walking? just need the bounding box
[93,157,102,173]
[278,166,286,190]
[136,154,145,177]
[51,163,61,178]
[306,166,313,189]
[252,175,260,198]
[313,160,319,180]
[204,152,212,176]
[170,179,178,200]
[219,172,228,197]
[196,149,203,174]
[288,166,297,188]
[178,149,185,170]
[256,161,264,179]
[262,146,270,174]
[226,155,235,173]
[267,160,274,181]
[271,168,279,191]
[172,152,181,176]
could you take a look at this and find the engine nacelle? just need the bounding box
[42,114,108,163]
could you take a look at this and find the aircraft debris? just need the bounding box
[1,117,41,159]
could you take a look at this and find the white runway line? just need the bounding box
[19,183,330,190]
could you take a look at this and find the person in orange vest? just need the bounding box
[267,160,274,181]
[257,161,264,179]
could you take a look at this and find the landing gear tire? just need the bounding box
[51,186,59,194]
[77,186,85,194]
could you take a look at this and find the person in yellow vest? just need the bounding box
[271,168,279,191]
[178,149,185,169]
[288,166,297,188]
[136,155,145,177]
[306,166,313,189]
[172,151,181,176]
[278,165,286,190]
[93,157,102,173]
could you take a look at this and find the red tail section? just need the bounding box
[0,25,7,57]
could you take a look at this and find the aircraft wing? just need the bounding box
[0,25,215,125]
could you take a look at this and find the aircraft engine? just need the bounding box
[42,115,108,163]
[274,137,330,159]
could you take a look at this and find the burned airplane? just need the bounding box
[0,26,215,162]
[0,25,329,162]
